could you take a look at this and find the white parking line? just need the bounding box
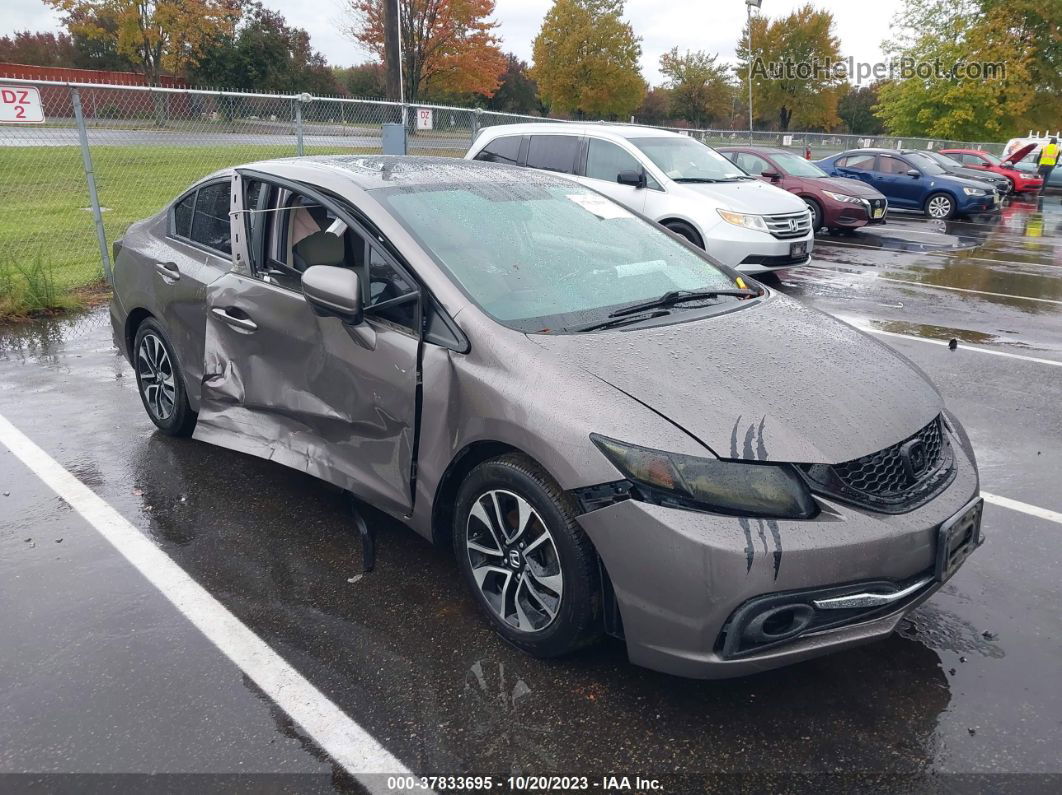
[0,412,423,795]
[983,492,1062,525]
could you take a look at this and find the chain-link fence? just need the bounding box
[0,76,1011,311]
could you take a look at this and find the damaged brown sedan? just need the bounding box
[110,156,982,678]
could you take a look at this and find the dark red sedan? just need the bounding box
[718,146,888,233]
[939,147,1043,193]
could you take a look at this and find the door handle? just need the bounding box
[211,306,258,332]
[155,261,180,282]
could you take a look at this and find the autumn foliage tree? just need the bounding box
[346,0,507,102]
[45,0,240,83]
[531,0,644,118]
[659,48,734,128]
[738,3,843,131]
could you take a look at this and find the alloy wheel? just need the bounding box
[927,196,953,218]
[136,333,176,421]
[465,489,563,633]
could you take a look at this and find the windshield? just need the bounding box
[630,137,749,182]
[905,152,947,175]
[771,152,829,177]
[377,182,743,333]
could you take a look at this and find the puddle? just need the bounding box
[866,319,1001,346]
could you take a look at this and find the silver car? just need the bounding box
[109,156,982,678]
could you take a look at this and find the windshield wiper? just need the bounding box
[607,288,759,318]
[571,310,672,333]
[672,177,724,183]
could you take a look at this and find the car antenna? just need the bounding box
[349,494,376,572]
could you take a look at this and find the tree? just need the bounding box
[190,3,339,94]
[873,0,1037,139]
[486,54,542,114]
[837,83,883,134]
[531,0,644,118]
[634,86,671,125]
[335,62,388,98]
[658,48,734,128]
[46,0,239,83]
[346,0,508,102]
[0,31,78,66]
[737,2,843,131]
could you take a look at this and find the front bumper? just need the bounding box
[576,435,979,679]
[957,193,1002,215]
[704,222,814,274]
[823,197,888,229]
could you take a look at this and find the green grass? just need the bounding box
[0,143,467,320]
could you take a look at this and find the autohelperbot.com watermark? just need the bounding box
[750,56,1007,84]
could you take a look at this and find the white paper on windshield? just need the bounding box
[615,260,668,278]
[566,193,633,220]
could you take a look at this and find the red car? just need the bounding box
[718,146,888,233]
[939,147,1043,193]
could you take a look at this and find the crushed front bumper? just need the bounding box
[575,440,979,679]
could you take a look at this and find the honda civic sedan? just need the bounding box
[110,156,982,678]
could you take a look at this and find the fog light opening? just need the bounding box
[742,603,815,645]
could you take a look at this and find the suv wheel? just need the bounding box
[664,221,704,249]
[133,319,197,437]
[454,454,602,657]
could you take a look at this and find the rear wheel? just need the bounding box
[454,453,602,658]
[133,319,197,437]
[663,221,704,249]
[925,192,956,220]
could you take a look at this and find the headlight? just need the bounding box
[963,187,986,196]
[717,209,769,232]
[822,190,862,204]
[591,435,817,519]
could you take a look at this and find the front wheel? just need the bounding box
[454,454,602,658]
[663,221,704,249]
[925,192,956,220]
[804,199,823,232]
[133,319,197,437]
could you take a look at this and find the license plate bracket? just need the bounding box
[789,241,808,258]
[935,497,984,583]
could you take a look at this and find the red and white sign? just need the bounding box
[0,87,45,124]
[416,107,433,131]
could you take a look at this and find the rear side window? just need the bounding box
[525,135,579,174]
[173,193,194,238]
[839,154,875,171]
[585,138,642,182]
[475,136,521,165]
[188,182,231,254]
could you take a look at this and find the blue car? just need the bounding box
[816,149,1000,219]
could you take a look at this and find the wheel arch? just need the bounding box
[124,307,155,360]
[658,217,705,248]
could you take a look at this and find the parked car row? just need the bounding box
[107,144,982,680]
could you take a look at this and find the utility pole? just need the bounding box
[746,0,762,143]
[383,0,402,103]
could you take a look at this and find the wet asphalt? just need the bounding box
[1,193,1061,792]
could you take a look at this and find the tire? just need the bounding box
[663,221,704,249]
[453,453,602,658]
[132,319,197,437]
[804,198,823,232]
[924,192,956,220]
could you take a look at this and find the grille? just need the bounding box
[764,211,812,239]
[801,416,956,513]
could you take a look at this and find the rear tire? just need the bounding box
[133,319,197,437]
[663,221,704,249]
[453,453,602,658]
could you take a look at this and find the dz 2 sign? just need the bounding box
[0,87,45,123]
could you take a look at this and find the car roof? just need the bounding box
[477,122,687,141]
[716,146,790,154]
[233,154,575,191]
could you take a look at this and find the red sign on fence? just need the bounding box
[0,87,44,123]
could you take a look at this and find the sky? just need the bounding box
[4,0,900,86]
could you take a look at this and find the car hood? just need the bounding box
[678,178,807,214]
[1003,143,1037,165]
[946,165,1006,185]
[808,176,884,198]
[528,294,942,465]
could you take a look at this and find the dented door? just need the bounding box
[195,272,419,516]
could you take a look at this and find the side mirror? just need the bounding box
[302,265,363,325]
[617,169,647,189]
[762,170,782,181]
[907,169,921,178]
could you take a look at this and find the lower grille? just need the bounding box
[764,211,812,239]
[801,416,956,513]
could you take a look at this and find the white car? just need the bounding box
[465,124,814,274]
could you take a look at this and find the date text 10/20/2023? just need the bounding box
[385,775,664,791]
